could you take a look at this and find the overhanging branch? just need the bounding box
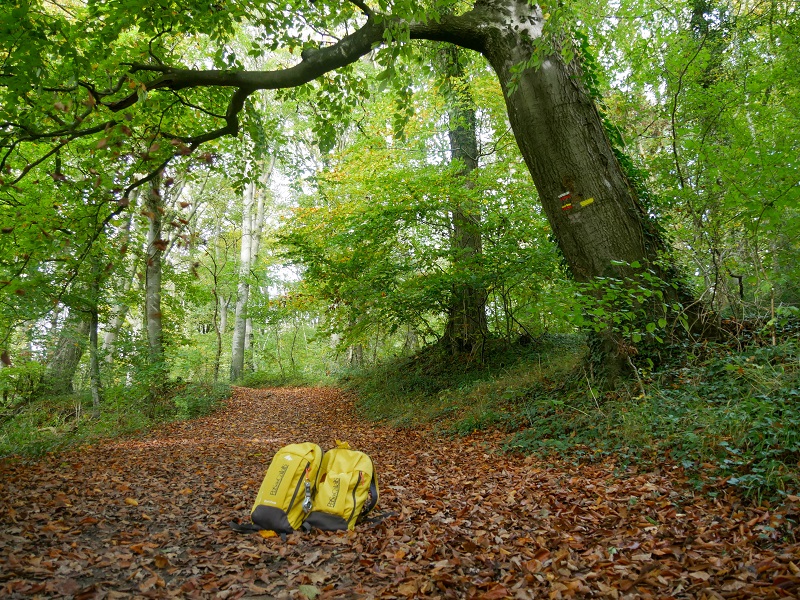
[346,0,374,18]
[3,8,493,189]
[107,10,489,112]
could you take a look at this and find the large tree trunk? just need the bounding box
[440,45,489,357]
[464,0,715,375]
[39,310,90,396]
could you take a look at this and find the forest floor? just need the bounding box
[1,387,799,600]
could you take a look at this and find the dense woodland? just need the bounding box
[1,0,799,498]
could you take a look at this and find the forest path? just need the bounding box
[1,386,798,599]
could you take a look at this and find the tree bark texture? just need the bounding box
[220,296,230,332]
[102,271,135,364]
[39,310,90,396]
[102,196,137,364]
[145,177,165,369]
[89,298,102,416]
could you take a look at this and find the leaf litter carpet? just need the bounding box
[1,387,799,599]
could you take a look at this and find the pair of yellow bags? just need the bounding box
[248,441,379,534]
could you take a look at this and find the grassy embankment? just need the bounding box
[346,333,800,502]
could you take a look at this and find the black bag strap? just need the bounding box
[229,521,289,541]
[360,510,396,526]
[229,520,262,533]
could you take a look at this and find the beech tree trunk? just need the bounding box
[144,177,166,380]
[89,256,102,419]
[102,271,134,363]
[246,317,255,372]
[219,296,230,332]
[231,157,274,382]
[477,8,706,374]
[348,343,364,368]
[440,45,489,356]
[39,310,90,396]
[103,208,136,364]
[230,180,255,383]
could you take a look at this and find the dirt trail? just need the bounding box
[1,387,798,599]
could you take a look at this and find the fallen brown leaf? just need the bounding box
[0,387,797,600]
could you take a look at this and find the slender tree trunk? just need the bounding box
[145,176,167,389]
[246,317,255,371]
[440,45,489,356]
[348,344,363,368]
[39,310,90,396]
[102,272,134,363]
[403,325,419,355]
[211,281,222,384]
[102,196,137,364]
[89,278,102,419]
[290,318,298,372]
[230,180,254,382]
[231,158,274,381]
[1,350,9,404]
[274,324,284,378]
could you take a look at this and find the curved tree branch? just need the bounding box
[3,8,494,190]
[3,120,118,184]
[107,10,489,112]
[346,0,374,18]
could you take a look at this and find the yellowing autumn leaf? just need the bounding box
[334,440,351,449]
[124,497,138,506]
[259,530,277,538]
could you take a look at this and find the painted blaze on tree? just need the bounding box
[1,0,715,369]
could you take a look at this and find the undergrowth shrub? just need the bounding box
[0,360,45,408]
[171,382,231,419]
[505,340,800,501]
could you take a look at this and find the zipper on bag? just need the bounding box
[287,462,310,512]
[347,471,364,525]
